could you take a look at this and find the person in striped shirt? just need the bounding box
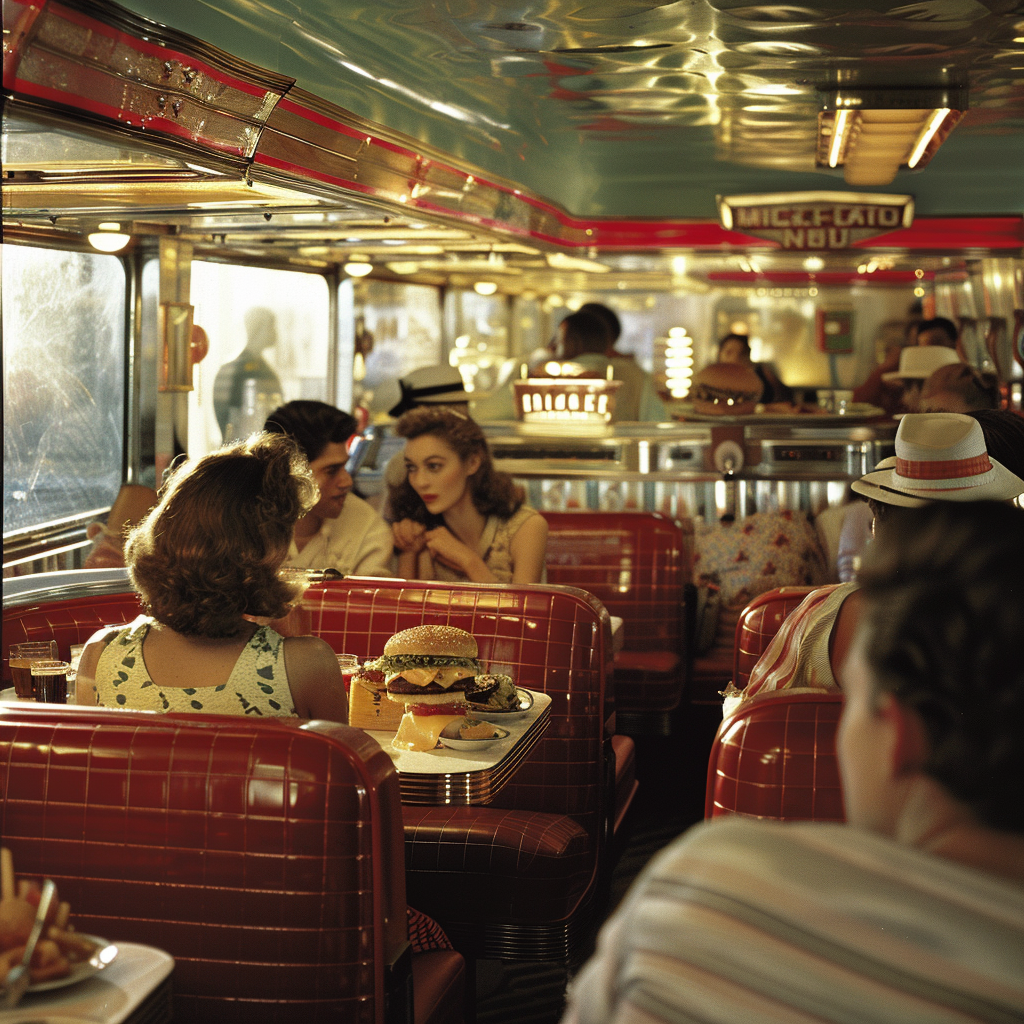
[563,500,1024,1024]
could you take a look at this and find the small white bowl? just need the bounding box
[438,721,510,751]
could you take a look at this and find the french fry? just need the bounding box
[0,848,13,902]
[55,901,70,929]
[45,926,98,960]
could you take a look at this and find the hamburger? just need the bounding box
[376,625,481,750]
[689,362,762,416]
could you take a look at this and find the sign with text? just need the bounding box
[718,192,914,250]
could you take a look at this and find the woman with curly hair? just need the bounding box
[77,433,348,721]
[390,406,548,583]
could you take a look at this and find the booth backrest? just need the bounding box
[543,511,688,725]
[3,590,143,682]
[733,585,819,692]
[298,577,613,832]
[543,511,687,654]
[0,705,410,1024]
[705,692,845,822]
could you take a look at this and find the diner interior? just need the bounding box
[3,0,1023,1021]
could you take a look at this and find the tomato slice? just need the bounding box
[410,702,469,717]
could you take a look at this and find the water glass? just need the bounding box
[31,660,71,704]
[9,641,59,698]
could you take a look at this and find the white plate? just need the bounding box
[467,687,535,722]
[27,936,117,993]
[438,723,510,751]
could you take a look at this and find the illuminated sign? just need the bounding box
[718,192,914,250]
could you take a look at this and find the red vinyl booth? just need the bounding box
[543,511,690,735]
[732,585,818,693]
[706,585,846,823]
[705,692,845,821]
[3,573,621,964]
[0,704,464,1024]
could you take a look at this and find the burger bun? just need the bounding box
[690,362,762,416]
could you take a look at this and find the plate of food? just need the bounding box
[465,675,534,720]
[27,935,117,992]
[438,719,511,751]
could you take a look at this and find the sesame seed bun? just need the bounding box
[690,362,762,415]
[383,625,479,660]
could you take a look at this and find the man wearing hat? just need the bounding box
[880,345,962,413]
[727,412,1024,711]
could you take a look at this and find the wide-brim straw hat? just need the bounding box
[851,412,1024,507]
[881,345,961,382]
[389,366,469,417]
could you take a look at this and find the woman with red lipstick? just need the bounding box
[264,400,394,577]
[389,406,548,584]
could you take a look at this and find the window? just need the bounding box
[189,262,331,457]
[2,245,126,535]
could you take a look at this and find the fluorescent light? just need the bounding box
[474,281,498,295]
[344,261,373,277]
[828,109,850,168]
[906,108,949,168]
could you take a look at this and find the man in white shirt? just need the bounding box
[563,500,1024,1024]
[264,401,393,577]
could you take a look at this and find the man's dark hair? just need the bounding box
[917,317,959,348]
[579,302,621,343]
[560,310,612,356]
[858,501,1024,833]
[969,409,1024,479]
[718,333,752,357]
[263,401,357,464]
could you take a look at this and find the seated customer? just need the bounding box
[731,412,1024,709]
[563,501,1024,1024]
[718,332,792,405]
[77,433,348,722]
[264,400,393,577]
[920,362,1000,413]
[390,406,548,583]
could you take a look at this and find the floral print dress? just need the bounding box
[93,615,296,716]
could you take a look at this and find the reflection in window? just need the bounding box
[2,245,126,534]
[189,262,330,456]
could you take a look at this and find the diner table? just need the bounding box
[2,942,174,1024]
[366,691,551,805]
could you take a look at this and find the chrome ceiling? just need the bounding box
[116,0,1024,219]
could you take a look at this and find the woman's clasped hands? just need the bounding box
[392,519,479,574]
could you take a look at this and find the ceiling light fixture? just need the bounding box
[817,88,965,185]
[344,260,373,277]
[473,281,498,295]
[87,222,131,252]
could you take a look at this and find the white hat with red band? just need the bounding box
[851,412,1024,507]
[881,346,961,382]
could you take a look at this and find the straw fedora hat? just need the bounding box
[881,346,961,382]
[851,413,1024,507]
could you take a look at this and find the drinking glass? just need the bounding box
[9,641,59,698]
[337,654,360,694]
[31,660,71,704]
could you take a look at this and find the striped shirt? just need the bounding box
[563,819,1024,1024]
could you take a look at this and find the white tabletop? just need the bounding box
[4,942,174,1023]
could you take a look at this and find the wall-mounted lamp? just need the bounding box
[88,222,131,252]
[344,259,373,277]
[818,88,965,185]
[473,281,498,295]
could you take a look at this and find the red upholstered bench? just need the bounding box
[296,576,615,963]
[0,703,465,1024]
[732,585,820,692]
[543,512,689,735]
[705,692,845,822]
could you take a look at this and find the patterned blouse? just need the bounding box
[93,615,296,717]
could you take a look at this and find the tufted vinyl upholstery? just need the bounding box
[543,512,689,733]
[296,577,614,961]
[705,692,845,822]
[732,585,819,692]
[4,575,615,963]
[0,703,464,1024]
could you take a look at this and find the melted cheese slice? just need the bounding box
[392,711,465,752]
[385,665,470,689]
